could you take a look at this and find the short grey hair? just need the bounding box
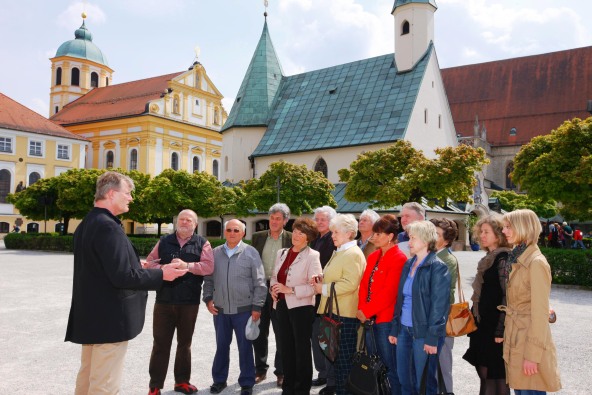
[330,214,358,240]
[94,171,134,202]
[314,206,337,221]
[269,203,290,220]
[224,219,246,232]
[177,209,198,224]
[402,202,426,220]
[406,220,438,252]
[360,209,380,224]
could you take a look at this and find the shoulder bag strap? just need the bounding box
[456,262,465,303]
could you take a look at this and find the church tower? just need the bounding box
[392,0,437,72]
[49,13,113,116]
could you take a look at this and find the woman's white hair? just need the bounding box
[360,209,380,224]
[330,214,358,240]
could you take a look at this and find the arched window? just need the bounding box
[71,67,80,86]
[171,152,179,170]
[106,151,114,168]
[173,96,180,114]
[91,72,99,88]
[192,156,200,173]
[213,159,219,179]
[106,77,109,86]
[28,172,41,186]
[314,157,328,178]
[402,21,410,35]
[506,162,516,189]
[56,67,62,85]
[129,149,138,171]
[0,169,10,203]
[55,106,59,115]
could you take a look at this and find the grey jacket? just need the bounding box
[203,242,267,314]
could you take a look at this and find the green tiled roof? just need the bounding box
[251,47,432,157]
[392,0,438,12]
[55,20,109,66]
[221,21,284,132]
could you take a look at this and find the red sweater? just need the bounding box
[358,245,407,324]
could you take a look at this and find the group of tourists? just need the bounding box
[544,221,587,249]
[65,171,562,395]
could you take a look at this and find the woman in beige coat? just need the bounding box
[501,209,561,394]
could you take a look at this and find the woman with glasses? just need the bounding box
[501,210,561,395]
[357,214,407,395]
[270,217,322,395]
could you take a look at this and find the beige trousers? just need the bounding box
[75,341,128,395]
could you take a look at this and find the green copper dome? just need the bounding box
[55,20,109,66]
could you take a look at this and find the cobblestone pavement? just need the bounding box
[0,243,589,394]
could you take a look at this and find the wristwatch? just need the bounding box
[291,287,296,294]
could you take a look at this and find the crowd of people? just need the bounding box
[543,221,587,249]
[65,171,562,395]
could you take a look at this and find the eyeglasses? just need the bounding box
[225,228,242,233]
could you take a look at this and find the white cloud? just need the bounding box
[57,2,106,30]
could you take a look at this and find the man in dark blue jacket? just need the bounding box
[65,171,187,395]
[144,209,214,395]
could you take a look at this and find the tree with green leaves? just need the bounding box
[338,140,489,208]
[490,190,557,219]
[243,161,336,215]
[512,117,592,220]
[7,177,62,231]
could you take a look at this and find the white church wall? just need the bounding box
[221,126,267,182]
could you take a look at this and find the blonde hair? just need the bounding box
[330,214,358,241]
[472,214,509,251]
[503,209,542,246]
[406,220,438,252]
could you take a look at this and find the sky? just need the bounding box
[0,0,590,117]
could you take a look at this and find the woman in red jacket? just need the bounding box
[357,214,407,395]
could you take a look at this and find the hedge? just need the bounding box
[540,247,592,287]
[3,233,247,256]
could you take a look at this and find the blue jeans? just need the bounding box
[515,390,546,395]
[212,311,255,387]
[396,325,443,395]
[366,322,401,395]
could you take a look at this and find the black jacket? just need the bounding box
[65,207,163,344]
[156,233,207,304]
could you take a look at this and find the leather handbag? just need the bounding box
[419,355,454,395]
[346,321,391,395]
[446,264,477,337]
[318,283,342,362]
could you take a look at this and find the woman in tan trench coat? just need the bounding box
[501,209,561,394]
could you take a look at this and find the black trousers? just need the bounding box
[148,303,199,388]
[253,283,283,375]
[276,300,315,395]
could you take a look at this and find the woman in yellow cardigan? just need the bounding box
[313,214,366,395]
[501,209,561,394]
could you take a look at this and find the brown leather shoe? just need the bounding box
[255,372,267,384]
[276,375,284,387]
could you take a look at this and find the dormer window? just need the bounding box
[402,21,410,35]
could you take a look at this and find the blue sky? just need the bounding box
[0,0,590,117]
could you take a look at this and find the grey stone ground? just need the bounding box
[0,241,589,394]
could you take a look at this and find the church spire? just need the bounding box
[221,11,284,132]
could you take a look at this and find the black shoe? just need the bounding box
[311,378,327,387]
[240,386,253,395]
[209,382,227,394]
[255,371,267,384]
[319,386,335,395]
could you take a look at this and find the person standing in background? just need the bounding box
[397,202,426,258]
[357,209,380,260]
[251,203,292,387]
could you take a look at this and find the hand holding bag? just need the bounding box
[346,320,391,395]
[446,264,477,337]
[419,355,454,395]
[318,282,342,362]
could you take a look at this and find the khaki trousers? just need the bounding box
[75,341,128,395]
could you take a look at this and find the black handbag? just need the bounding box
[318,283,342,362]
[419,354,454,395]
[346,320,391,395]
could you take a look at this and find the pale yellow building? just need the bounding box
[0,92,88,235]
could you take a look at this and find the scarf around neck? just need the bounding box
[471,246,510,321]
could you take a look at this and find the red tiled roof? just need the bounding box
[442,46,592,146]
[50,72,184,125]
[0,92,87,141]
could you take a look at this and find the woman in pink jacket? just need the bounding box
[271,218,323,395]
